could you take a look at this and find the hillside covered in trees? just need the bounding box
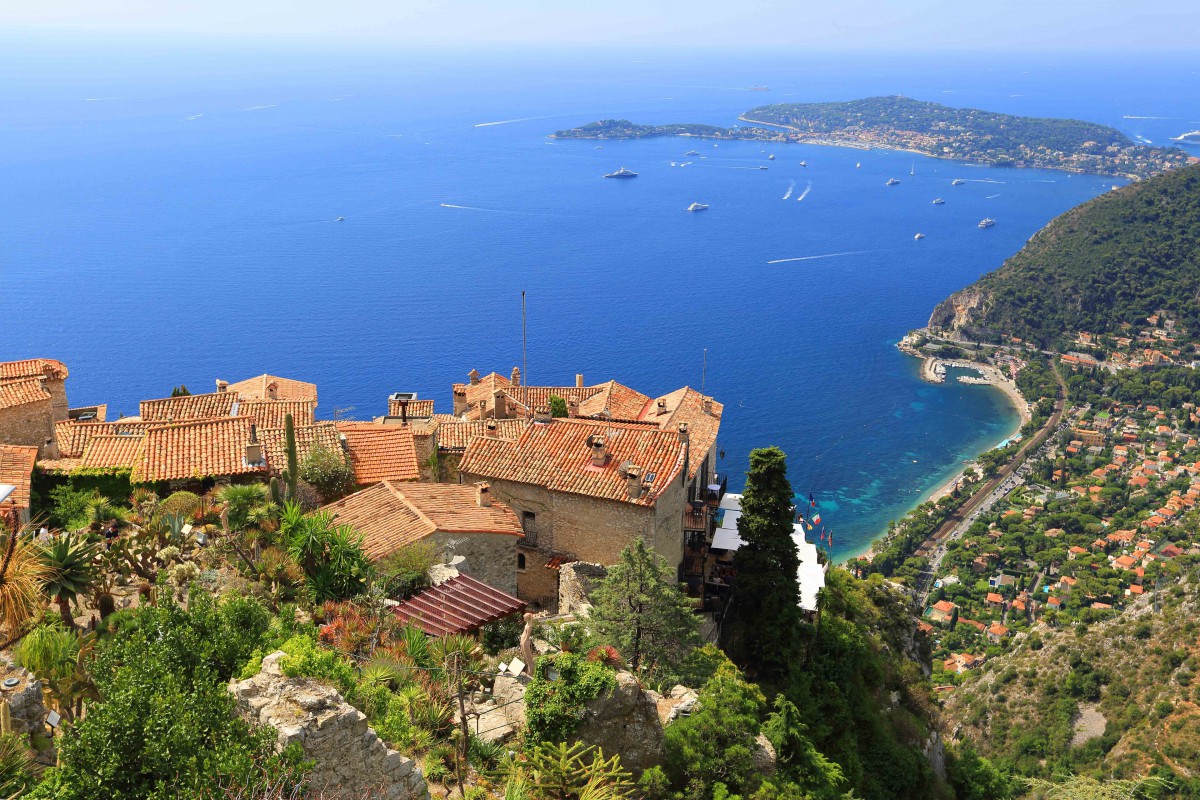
[928,164,1200,346]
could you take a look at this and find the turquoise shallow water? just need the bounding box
[2,41,1197,559]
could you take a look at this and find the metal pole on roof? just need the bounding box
[701,348,707,392]
[522,291,528,409]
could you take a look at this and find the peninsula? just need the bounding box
[554,96,1197,179]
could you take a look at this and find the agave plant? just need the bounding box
[0,732,36,797]
[0,530,51,647]
[42,534,101,629]
[82,494,128,533]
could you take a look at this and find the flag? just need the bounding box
[812,513,821,526]
[809,493,817,508]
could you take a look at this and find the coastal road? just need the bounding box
[914,361,1068,602]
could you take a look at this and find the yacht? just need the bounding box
[952,178,965,186]
[855,162,861,168]
[799,160,808,167]
[886,178,900,186]
[978,218,996,229]
[914,233,926,240]
[759,166,769,170]
[685,149,700,156]
[768,154,776,160]
[932,198,945,205]
[910,160,915,176]
[604,167,638,179]
[336,216,345,221]
[687,202,710,212]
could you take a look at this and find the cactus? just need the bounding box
[282,413,298,502]
[269,477,282,506]
[97,592,116,619]
[1,700,12,735]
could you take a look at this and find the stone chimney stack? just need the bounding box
[533,405,552,424]
[678,422,690,445]
[588,434,608,467]
[485,419,499,438]
[567,396,580,418]
[245,424,262,464]
[625,465,643,500]
[215,380,228,393]
[576,373,585,388]
[510,366,521,387]
[468,369,481,386]
[476,482,492,508]
[702,396,714,414]
[656,398,668,415]
[492,390,507,420]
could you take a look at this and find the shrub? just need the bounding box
[524,652,617,745]
[299,445,355,502]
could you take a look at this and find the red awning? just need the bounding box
[391,574,525,637]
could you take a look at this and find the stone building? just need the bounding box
[0,358,70,457]
[459,417,689,607]
[0,444,38,525]
[335,422,421,486]
[217,374,318,405]
[317,480,524,594]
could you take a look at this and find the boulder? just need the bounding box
[0,660,47,738]
[575,671,665,775]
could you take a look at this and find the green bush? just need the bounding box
[524,652,617,745]
[300,445,355,502]
[158,491,201,520]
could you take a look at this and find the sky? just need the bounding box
[3,0,1198,51]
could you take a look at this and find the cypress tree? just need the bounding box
[727,446,803,680]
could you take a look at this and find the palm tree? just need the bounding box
[0,528,51,648]
[42,535,100,629]
[217,483,279,563]
[281,503,369,601]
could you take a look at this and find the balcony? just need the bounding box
[704,473,729,507]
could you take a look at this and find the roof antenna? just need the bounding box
[521,291,528,410]
[701,348,707,392]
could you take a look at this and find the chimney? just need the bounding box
[492,390,507,420]
[588,434,608,467]
[245,425,262,464]
[485,419,499,438]
[215,380,228,393]
[576,373,584,388]
[656,398,668,415]
[678,422,690,445]
[468,369,481,386]
[266,382,278,400]
[679,423,690,487]
[567,396,580,418]
[702,396,714,414]
[476,482,492,507]
[338,433,349,453]
[398,399,409,423]
[534,405,552,424]
[510,366,521,387]
[625,465,643,499]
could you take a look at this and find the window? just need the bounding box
[517,553,527,571]
[521,511,538,546]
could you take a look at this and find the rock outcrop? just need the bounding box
[576,670,665,775]
[230,652,428,800]
[0,661,47,738]
[927,286,989,333]
[557,562,608,617]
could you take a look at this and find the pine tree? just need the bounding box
[726,446,803,681]
[589,539,700,676]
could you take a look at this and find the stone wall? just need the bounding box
[558,562,608,617]
[429,531,521,596]
[0,661,48,738]
[0,397,57,457]
[516,545,561,609]
[45,378,69,423]
[230,652,429,800]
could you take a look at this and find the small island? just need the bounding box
[554,96,1197,179]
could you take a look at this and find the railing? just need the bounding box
[704,473,729,507]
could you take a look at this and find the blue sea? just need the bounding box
[3,38,1198,559]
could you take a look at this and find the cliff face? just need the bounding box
[927,287,990,333]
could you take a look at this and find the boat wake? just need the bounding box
[438,203,527,215]
[243,104,277,111]
[185,114,203,121]
[1124,115,1171,120]
[986,193,1001,199]
[767,249,879,265]
[782,181,795,200]
[795,181,813,202]
[968,178,1006,184]
[474,114,564,128]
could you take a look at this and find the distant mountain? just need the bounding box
[928,164,1200,346]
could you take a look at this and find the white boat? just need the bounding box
[932,198,945,205]
[910,160,915,176]
[914,233,925,240]
[768,154,776,160]
[336,216,345,221]
[952,178,965,186]
[886,178,900,186]
[855,162,861,168]
[799,160,807,167]
[759,166,768,170]
[604,167,638,179]
[978,218,996,229]
[687,202,709,212]
[685,149,700,156]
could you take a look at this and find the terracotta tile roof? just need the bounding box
[140,391,238,423]
[638,387,723,479]
[460,418,684,507]
[932,600,956,614]
[68,405,107,422]
[223,374,317,403]
[133,416,266,482]
[390,573,525,636]
[75,435,144,471]
[0,359,68,382]
[577,380,653,420]
[0,378,52,411]
[434,417,529,451]
[54,420,153,458]
[319,480,522,561]
[260,422,343,471]
[0,445,38,510]
[335,422,420,484]
[240,399,316,430]
[387,398,435,418]
[454,372,606,420]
